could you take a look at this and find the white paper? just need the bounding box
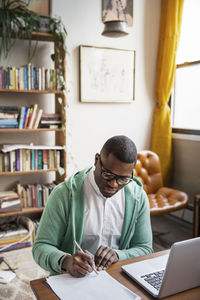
[46,271,140,300]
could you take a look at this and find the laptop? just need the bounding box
[121,237,200,298]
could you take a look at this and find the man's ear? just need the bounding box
[94,153,99,166]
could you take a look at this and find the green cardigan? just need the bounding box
[32,167,153,275]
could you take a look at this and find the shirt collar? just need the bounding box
[87,167,108,200]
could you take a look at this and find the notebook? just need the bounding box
[122,237,200,298]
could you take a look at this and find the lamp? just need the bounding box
[102,0,128,38]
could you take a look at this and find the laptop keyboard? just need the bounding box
[141,270,165,290]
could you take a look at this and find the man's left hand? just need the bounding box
[94,245,118,270]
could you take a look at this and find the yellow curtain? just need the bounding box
[151,0,184,185]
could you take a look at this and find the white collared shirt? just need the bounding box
[82,168,125,255]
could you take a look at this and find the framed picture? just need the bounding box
[26,0,51,16]
[79,45,135,103]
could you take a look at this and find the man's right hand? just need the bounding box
[62,250,95,277]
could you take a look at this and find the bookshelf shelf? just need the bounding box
[0,32,66,220]
[0,128,64,133]
[0,207,44,218]
[0,89,64,94]
[0,169,58,176]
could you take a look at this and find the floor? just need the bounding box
[151,214,193,252]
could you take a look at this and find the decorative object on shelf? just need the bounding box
[0,0,67,67]
[101,0,133,37]
[79,45,135,103]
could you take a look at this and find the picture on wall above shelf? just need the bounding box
[79,45,135,103]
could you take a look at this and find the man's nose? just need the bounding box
[107,178,118,188]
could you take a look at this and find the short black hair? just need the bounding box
[101,135,137,163]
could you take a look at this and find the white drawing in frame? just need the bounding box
[80,45,135,103]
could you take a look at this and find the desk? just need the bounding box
[30,250,200,300]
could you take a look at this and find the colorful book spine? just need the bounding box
[0,67,3,89]
[24,67,28,90]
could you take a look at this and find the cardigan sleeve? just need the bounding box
[32,184,70,274]
[115,190,153,260]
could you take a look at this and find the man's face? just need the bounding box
[94,152,135,198]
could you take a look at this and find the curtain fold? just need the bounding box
[151,0,184,185]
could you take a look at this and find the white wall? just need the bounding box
[52,0,161,175]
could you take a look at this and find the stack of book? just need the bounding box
[0,64,61,91]
[0,190,21,213]
[0,106,19,129]
[18,104,43,129]
[0,216,34,251]
[40,113,62,129]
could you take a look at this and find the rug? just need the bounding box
[0,247,49,300]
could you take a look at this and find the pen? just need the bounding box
[73,240,99,275]
[3,258,16,274]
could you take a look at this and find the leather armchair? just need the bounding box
[134,150,189,215]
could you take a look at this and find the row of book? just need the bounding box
[0,105,62,129]
[0,144,64,172]
[0,180,56,213]
[0,64,63,91]
[18,182,56,209]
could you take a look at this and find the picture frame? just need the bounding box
[26,0,51,16]
[79,45,136,103]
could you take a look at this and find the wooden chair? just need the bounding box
[134,150,189,216]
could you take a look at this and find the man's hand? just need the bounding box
[95,245,118,270]
[62,250,95,277]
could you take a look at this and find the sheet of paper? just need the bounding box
[46,270,141,300]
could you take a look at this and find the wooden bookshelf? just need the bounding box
[0,128,64,133]
[0,207,44,218]
[0,88,64,94]
[0,32,66,218]
[0,169,58,176]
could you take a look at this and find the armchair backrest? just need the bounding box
[134,150,163,194]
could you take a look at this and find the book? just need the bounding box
[24,67,28,90]
[43,149,48,170]
[0,190,19,199]
[0,203,22,213]
[0,241,31,251]
[22,106,28,128]
[9,151,15,172]
[1,199,21,209]
[23,107,31,129]
[33,108,43,129]
[27,104,38,129]
[18,106,26,129]
[38,150,43,170]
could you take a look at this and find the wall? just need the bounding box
[52,0,161,175]
[171,134,200,223]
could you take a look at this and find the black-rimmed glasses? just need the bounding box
[98,156,133,185]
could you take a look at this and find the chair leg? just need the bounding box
[193,195,200,237]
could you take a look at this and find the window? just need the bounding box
[171,0,200,134]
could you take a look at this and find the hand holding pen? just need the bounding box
[73,240,98,275]
[61,241,98,278]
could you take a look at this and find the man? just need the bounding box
[32,135,153,277]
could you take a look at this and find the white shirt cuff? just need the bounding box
[59,253,71,272]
